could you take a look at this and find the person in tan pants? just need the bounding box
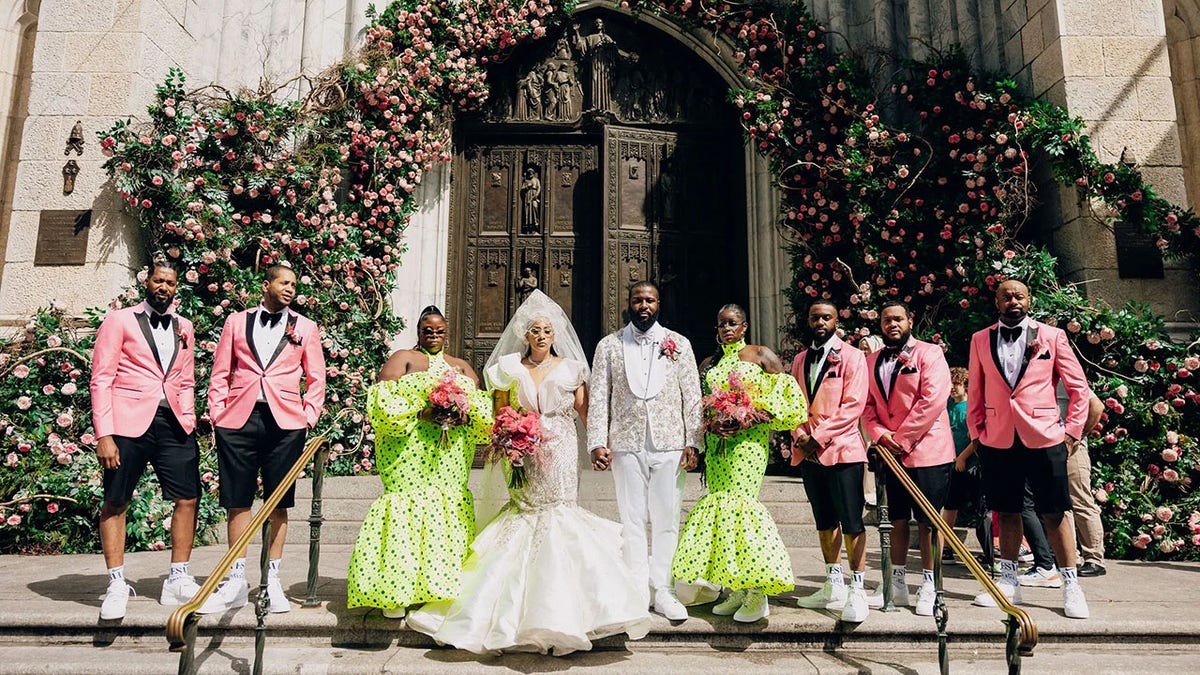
[1069,395,1106,577]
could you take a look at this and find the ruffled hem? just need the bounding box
[672,491,795,595]
[346,486,475,610]
[406,502,651,655]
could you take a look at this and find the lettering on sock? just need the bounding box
[268,558,282,578]
[1060,566,1079,586]
[108,566,124,583]
[827,563,845,586]
[1000,559,1019,585]
[851,570,865,589]
[892,566,907,579]
[922,569,935,584]
[230,558,247,579]
[169,562,189,580]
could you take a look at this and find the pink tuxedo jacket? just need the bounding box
[208,308,326,431]
[789,334,869,466]
[862,337,955,468]
[90,302,196,439]
[967,320,1090,449]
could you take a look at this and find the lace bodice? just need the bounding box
[486,354,588,509]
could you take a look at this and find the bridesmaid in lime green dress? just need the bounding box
[346,306,493,619]
[672,303,806,623]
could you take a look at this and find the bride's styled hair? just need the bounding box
[522,315,559,358]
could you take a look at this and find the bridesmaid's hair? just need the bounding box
[418,305,445,323]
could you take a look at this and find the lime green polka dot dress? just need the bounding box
[346,352,494,611]
[671,340,807,596]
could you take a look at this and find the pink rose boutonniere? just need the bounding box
[1024,325,1042,361]
[659,337,680,361]
[176,327,189,348]
[284,323,302,346]
[826,348,842,365]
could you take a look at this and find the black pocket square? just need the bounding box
[1037,352,1051,360]
[824,372,840,379]
[900,367,919,374]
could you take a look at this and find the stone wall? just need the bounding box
[1005,0,1198,322]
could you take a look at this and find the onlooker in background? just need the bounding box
[856,334,884,507]
[1069,394,1107,577]
[941,367,985,564]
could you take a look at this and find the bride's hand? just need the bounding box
[590,447,611,471]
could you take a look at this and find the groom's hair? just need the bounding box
[628,280,659,300]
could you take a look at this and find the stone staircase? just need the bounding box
[2,471,1199,673]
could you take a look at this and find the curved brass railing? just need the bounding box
[167,434,330,675]
[869,444,1037,675]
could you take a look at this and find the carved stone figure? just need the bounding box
[552,64,578,120]
[520,168,542,233]
[541,66,559,121]
[517,68,544,120]
[572,19,638,114]
[516,266,539,303]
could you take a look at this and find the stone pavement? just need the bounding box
[0,472,1197,673]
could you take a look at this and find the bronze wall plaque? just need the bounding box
[34,210,91,266]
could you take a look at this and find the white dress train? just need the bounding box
[406,355,652,655]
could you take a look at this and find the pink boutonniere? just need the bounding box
[1023,325,1042,361]
[896,346,914,367]
[659,337,680,361]
[826,348,842,365]
[176,328,189,348]
[284,323,302,346]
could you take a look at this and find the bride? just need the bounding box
[406,290,651,655]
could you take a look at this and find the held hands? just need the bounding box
[96,436,120,470]
[789,430,820,462]
[590,447,612,471]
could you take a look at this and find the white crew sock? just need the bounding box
[108,566,125,584]
[268,558,282,580]
[1060,566,1079,588]
[229,558,247,580]
[826,563,845,587]
[169,562,189,581]
[1000,559,1019,587]
[922,568,935,586]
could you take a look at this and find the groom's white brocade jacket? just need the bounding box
[587,327,704,453]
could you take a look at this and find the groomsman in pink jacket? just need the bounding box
[789,300,872,623]
[967,280,1092,619]
[91,261,201,620]
[862,301,955,617]
[200,263,326,614]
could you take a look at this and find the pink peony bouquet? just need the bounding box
[701,370,771,450]
[487,405,546,488]
[428,370,471,430]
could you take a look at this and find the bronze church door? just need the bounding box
[452,143,601,372]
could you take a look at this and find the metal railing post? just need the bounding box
[872,448,897,612]
[305,450,327,607]
[254,519,272,675]
[934,529,949,675]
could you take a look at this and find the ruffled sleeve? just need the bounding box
[754,369,808,431]
[366,376,429,438]
[461,378,496,446]
[566,358,590,390]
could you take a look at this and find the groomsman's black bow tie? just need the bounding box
[810,346,825,361]
[260,311,283,328]
[1000,326,1023,343]
[881,346,901,360]
[149,313,170,330]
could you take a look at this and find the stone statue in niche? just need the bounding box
[62,160,80,195]
[516,265,539,303]
[520,168,542,233]
[65,121,84,156]
[572,18,638,114]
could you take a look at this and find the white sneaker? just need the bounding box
[733,590,769,623]
[160,575,202,606]
[1019,566,1063,588]
[1063,584,1089,619]
[712,590,745,616]
[100,580,135,620]
[266,577,289,613]
[654,588,688,621]
[973,581,1022,607]
[381,606,406,619]
[890,576,911,607]
[197,579,249,614]
[840,587,869,623]
[796,581,848,610]
[915,583,937,616]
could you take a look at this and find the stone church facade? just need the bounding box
[0,0,1196,352]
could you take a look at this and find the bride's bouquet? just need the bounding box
[428,370,471,432]
[702,370,771,453]
[487,405,546,488]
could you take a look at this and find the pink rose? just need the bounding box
[1133,533,1151,549]
[1160,540,1177,553]
[16,396,31,410]
[42,385,55,395]
[1166,431,1180,445]
[1153,401,1170,415]
[61,382,77,396]
[47,335,62,348]
[1157,506,1174,521]
[1162,448,1180,462]
[1164,469,1180,482]
[5,514,20,526]
[1093,488,1108,503]
[56,412,73,427]
[80,433,95,445]
[46,502,59,514]
[56,453,71,465]
[1186,357,1200,371]
[13,364,29,378]
[4,453,16,467]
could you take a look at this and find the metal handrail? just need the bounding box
[167,434,330,674]
[870,444,1037,675]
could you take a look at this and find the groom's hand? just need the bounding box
[590,447,612,471]
[680,446,699,471]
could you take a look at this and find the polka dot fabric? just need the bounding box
[346,354,494,611]
[672,342,807,595]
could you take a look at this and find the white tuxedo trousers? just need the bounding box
[612,438,686,594]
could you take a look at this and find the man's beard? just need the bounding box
[809,330,834,347]
[630,310,659,332]
[883,330,911,348]
[146,294,172,313]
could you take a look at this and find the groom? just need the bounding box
[588,281,703,621]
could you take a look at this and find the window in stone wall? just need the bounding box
[1114,223,1166,279]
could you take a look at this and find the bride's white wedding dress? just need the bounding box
[406,353,651,655]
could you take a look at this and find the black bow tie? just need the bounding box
[810,346,825,361]
[881,346,902,360]
[1000,326,1023,343]
[148,313,170,330]
[260,311,283,328]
